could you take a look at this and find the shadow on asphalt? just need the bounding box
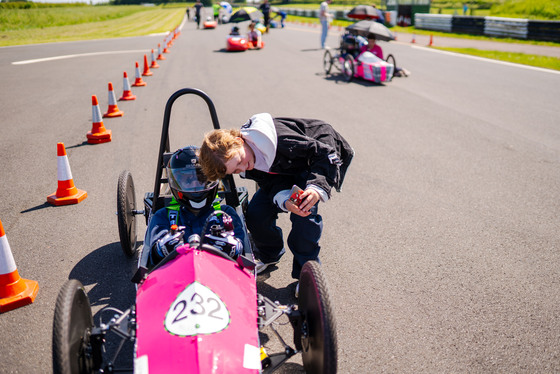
[320,71,389,87]
[67,241,138,371]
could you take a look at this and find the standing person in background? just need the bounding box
[193,0,204,29]
[319,0,332,49]
[259,0,271,33]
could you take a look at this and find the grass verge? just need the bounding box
[0,6,185,46]
[433,47,560,71]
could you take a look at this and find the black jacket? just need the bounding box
[244,117,354,199]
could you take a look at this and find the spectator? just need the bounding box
[259,0,271,33]
[319,0,333,49]
[193,0,204,29]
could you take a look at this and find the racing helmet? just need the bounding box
[167,146,219,215]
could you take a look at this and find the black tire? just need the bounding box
[385,53,397,79]
[117,170,137,257]
[323,50,333,75]
[298,261,338,374]
[342,54,354,83]
[52,279,94,374]
[385,53,396,69]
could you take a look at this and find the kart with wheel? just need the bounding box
[52,88,338,374]
[323,21,398,84]
[203,16,218,29]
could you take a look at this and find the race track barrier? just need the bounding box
[415,13,560,42]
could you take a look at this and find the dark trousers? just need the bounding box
[246,188,323,279]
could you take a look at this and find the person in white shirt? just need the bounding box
[319,0,332,49]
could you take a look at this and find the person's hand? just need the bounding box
[285,188,320,217]
[155,231,183,257]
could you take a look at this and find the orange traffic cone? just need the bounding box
[0,219,39,313]
[428,34,433,46]
[142,54,153,76]
[411,33,416,43]
[132,62,147,87]
[103,82,124,118]
[163,40,171,53]
[47,142,88,206]
[150,49,160,69]
[119,72,136,101]
[157,43,166,60]
[87,95,112,144]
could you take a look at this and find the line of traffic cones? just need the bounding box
[0,219,39,313]
[4,25,183,316]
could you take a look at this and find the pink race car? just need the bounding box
[52,88,338,374]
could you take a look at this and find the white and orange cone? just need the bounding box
[157,43,166,60]
[142,54,153,77]
[132,62,147,87]
[0,219,39,313]
[150,49,160,69]
[103,82,124,118]
[411,33,416,43]
[87,95,112,144]
[119,72,136,101]
[47,143,87,206]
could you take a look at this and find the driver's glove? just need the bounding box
[149,230,183,266]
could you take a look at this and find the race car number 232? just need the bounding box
[164,281,230,337]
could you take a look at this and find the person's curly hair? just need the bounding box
[199,128,243,181]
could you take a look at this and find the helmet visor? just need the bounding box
[168,167,218,193]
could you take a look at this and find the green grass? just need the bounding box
[489,0,560,20]
[0,5,185,46]
[0,5,154,31]
[433,47,560,71]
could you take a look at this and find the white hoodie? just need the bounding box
[240,113,277,172]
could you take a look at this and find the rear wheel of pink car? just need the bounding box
[342,55,354,82]
[385,54,396,78]
[52,279,94,374]
[298,261,338,374]
[117,170,138,257]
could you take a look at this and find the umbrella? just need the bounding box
[346,20,395,41]
[220,1,232,14]
[347,5,379,20]
[228,7,263,23]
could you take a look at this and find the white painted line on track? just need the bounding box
[12,49,151,65]
[410,44,560,75]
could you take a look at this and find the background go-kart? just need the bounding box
[1,17,560,373]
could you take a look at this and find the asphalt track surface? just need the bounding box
[1,17,559,373]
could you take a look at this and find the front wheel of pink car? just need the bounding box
[342,55,354,83]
